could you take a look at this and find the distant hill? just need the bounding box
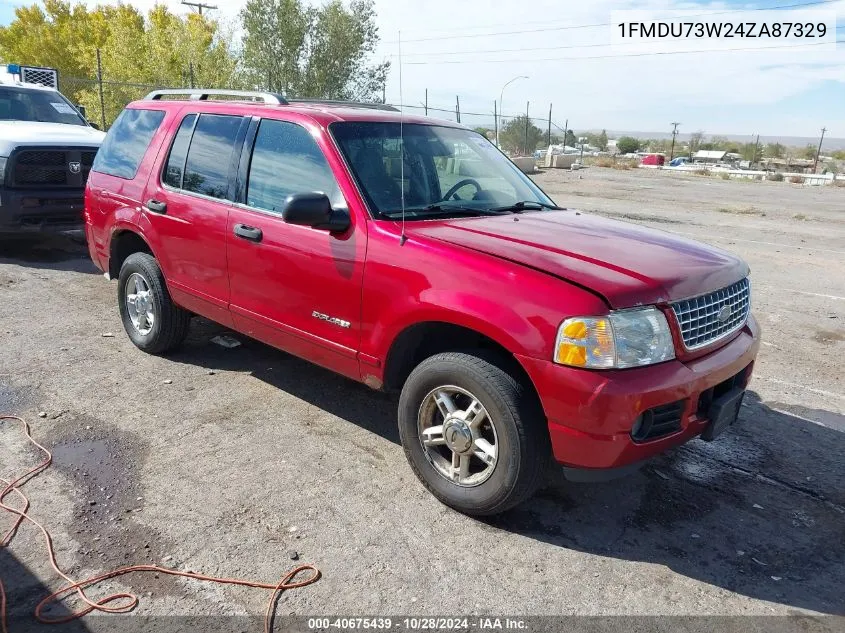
[461,119,843,151]
[604,131,845,152]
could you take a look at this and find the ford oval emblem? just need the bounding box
[716,305,732,323]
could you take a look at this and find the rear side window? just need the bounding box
[92,108,165,179]
[163,114,197,188]
[246,119,340,213]
[182,114,243,200]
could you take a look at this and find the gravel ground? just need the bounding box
[0,167,843,631]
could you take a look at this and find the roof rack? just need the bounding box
[288,99,399,112]
[144,89,288,105]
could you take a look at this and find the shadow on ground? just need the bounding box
[165,321,845,615]
[0,233,98,274]
[0,549,91,633]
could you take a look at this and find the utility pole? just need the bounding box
[181,0,217,15]
[189,61,195,89]
[95,48,106,130]
[456,95,461,123]
[563,118,568,147]
[547,103,552,148]
[813,127,827,173]
[424,89,428,116]
[494,101,498,147]
[669,122,680,161]
[752,134,760,168]
[524,101,529,155]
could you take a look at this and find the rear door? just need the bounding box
[142,110,249,326]
[226,116,367,380]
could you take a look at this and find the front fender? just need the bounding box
[360,223,609,378]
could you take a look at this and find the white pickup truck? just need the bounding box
[0,64,105,236]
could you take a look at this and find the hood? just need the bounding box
[0,121,106,155]
[409,211,749,308]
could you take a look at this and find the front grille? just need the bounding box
[9,148,98,188]
[81,150,97,181]
[14,150,68,185]
[671,278,750,350]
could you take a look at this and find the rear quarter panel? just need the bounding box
[84,103,180,274]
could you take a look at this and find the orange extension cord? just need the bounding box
[0,414,321,633]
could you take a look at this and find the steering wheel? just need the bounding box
[442,178,482,201]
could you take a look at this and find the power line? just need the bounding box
[403,39,843,66]
[392,3,844,38]
[395,24,845,58]
[383,0,839,44]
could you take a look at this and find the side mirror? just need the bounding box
[89,122,100,130]
[76,104,87,118]
[281,193,350,232]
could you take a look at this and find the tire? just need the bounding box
[117,252,190,354]
[398,351,550,516]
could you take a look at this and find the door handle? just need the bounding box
[234,223,263,242]
[145,199,167,214]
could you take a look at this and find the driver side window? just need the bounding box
[246,119,342,214]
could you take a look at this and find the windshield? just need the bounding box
[330,122,555,219]
[0,86,87,126]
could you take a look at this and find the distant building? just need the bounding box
[693,150,727,163]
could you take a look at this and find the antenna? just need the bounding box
[398,31,407,246]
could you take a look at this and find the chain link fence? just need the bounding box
[59,75,182,129]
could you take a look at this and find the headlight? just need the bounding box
[554,307,675,369]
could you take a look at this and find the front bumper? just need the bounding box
[518,314,760,472]
[0,187,85,234]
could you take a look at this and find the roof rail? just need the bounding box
[288,99,399,112]
[144,89,288,105]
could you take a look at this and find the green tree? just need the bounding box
[765,142,785,158]
[584,129,609,151]
[688,131,704,155]
[800,144,818,160]
[740,142,761,162]
[240,0,388,101]
[616,136,640,154]
[499,114,543,154]
[597,129,608,151]
[0,1,238,126]
[0,0,105,83]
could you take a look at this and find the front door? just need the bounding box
[226,118,366,380]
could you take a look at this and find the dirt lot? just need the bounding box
[1,167,843,630]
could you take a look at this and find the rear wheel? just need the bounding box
[398,351,549,515]
[117,252,190,354]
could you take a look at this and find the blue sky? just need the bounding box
[2,0,843,138]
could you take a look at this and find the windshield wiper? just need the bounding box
[490,200,565,213]
[381,203,511,219]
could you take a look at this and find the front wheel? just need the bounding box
[398,351,550,516]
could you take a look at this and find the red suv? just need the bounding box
[85,90,759,515]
